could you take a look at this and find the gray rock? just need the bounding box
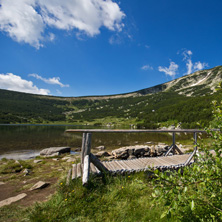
[111,145,150,159]
[95,146,105,150]
[111,147,129,159]
[52,158,59,161]
[23,169,31,176]
[29,181,50,191]
[95,151,110,158]
[0,193,27,208]
[40,147,70,156]
[34,160,42,163]
[0,182,5,185]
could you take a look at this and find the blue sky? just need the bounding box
[0,0,221,97]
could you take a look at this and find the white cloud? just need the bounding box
[193,61,208,71]
[182,49,208,74]
[29,73,69,87]
[0,0,125,48]
[141,65,153,70]
[158,62,179,78]
[0,73,50,95]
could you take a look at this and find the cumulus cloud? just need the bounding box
[141,65,153,70]
[182,49,208,74]
[158,62,179,78]
[0,0,125,48]
[29,73,69,87]
[0,73,50,95]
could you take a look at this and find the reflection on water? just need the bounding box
[0,125,196,159]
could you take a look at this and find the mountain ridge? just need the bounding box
[0,65,221,127]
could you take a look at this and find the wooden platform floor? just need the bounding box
[71,153,193,180]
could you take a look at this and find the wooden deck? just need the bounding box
[71,153,194,179]
[65,129,215,185]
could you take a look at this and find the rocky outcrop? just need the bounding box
[95,151,110,158]
[40,147,70,156]
[110,144,169,160]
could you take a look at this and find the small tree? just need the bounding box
[152,92,222,221]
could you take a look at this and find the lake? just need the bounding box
[0,125,197,160]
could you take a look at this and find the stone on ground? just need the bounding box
[40,147,70,156]
[0,193,27,208]
[29,181,50,191]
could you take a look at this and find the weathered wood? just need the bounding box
[174,145,183,155]
[90,163,97,174]
[66,169,72,185]
[76,163,82,178]
[89,153,109,174]
[66,129,210,133]
[81,133,86,164]
[72,164,77,180]
[82,155,90,186]
[81,133,92,164]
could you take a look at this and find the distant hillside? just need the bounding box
[0,66,221,128]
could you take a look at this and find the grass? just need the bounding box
[24,172,172,222]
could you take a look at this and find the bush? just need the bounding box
[152,90,222,221]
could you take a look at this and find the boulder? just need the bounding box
[0,193,27,208]
[111,147,129,159]
[23,169,31,176]
[111,145,150,159]
[95,146,105,150]
[95,151,110,158]
[40,147,70,156]
[29,181,50,191]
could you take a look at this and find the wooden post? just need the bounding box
[184,132,198,166]
[81,133,86,165]
[82,155,90,186]
[172,132,176,155]
[81,133,91,164]
[81,133,92,185]
[89,153,109,174]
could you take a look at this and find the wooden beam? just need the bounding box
[66,169,72,185]
[81,133,86,165]
[82,155,90,186]
[66,129,210,133]
[72,164,77,180]
[89,153,109,174]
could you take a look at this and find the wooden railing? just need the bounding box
[66,129,209,185]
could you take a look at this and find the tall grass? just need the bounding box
[26,172,170,222]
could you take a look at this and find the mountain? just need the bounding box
[0,65,221,128]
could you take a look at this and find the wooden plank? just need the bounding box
[105,162,115,172]
[66,169,72,185]
[81,133,86,164]
[89,153,109,174]
[114,160,126,170]
[118,160,132,170]
[77,163,82,178]
[72,164,77,180]
[111,161,122,171]
[66,129,209,133]
[90,163,97,174]
[82,155,90,186]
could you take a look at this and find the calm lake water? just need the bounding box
[0,125,197,160]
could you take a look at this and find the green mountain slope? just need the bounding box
[0,66,221,128]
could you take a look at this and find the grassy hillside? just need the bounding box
[0,66,221,128]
